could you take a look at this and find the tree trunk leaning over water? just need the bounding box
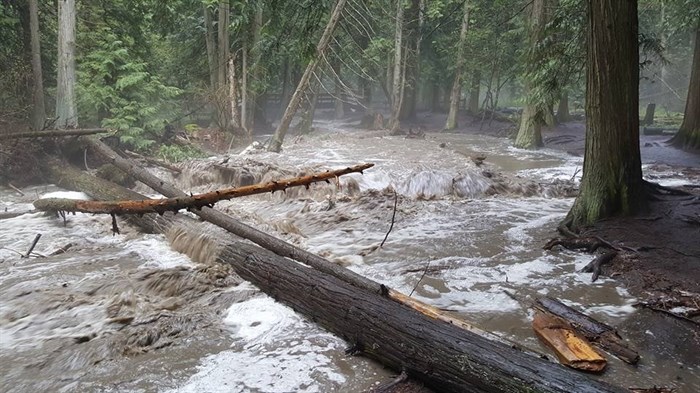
[29,0,45,131]
[566,0,645,228]
[56,0,78,129]
[671,22,700,150]
[67,140,625,393]
[268,0,347,153]
[444,0,470,130]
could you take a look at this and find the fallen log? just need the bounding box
[0,128,109,140]
[72,141,626,392]
[81,137,508,344]
[535,297,640,365]
[532,310,606,372]
[33,163,372,216]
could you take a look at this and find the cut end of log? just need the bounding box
[533,311,607,373]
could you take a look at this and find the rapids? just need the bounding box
[1,125,698,392]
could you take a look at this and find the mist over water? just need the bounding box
[1,128,698,392]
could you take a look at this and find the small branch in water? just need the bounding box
[409,259,431,297]
[380,189,398,248]
[111,213,120,235]
[22,233,42,258]
[8,183,24,196]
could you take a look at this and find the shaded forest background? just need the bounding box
[1,0,698,161]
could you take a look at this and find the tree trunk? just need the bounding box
[298,83,320,135]
[468,70,480,115]
[268,0,347,152]
[241,40,248,134]
[203,4,217,89]
[217,0,231,131]
[643,103,656,126]
[56,0,77,129]
[399,0,421,120]
[445,0,471,130]
[228,56,241,129]
[246,5,263,133]
[556,91,571,123]
[567,0,645,228]
[29,0,45,131]
[514,0,547,149]
[73,140,625,393]
[388,0,405,133]
[671,22,700,150]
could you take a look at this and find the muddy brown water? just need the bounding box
[1,126,698,392]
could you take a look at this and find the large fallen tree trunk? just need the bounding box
[33,163,372,215]
[67,139,627,392]
[0,128,109,140]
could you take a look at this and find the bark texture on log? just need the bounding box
[76,138,627,393]
[218,243,624,393]
[34,163,372,215]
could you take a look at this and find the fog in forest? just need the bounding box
[1,1,699,392]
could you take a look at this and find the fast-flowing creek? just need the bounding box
[1,124,698,392]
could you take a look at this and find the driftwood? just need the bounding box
[33,163,372,215]
[532,310,606,372]
[535,297,640,365]
[68,139,628,392]
[0,128,109,140]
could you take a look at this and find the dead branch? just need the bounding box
[33,163,373,215]
[580,251,618,282]
[0,128,110,140]
[22,233,42,258]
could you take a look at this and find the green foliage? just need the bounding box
[77,31,181,151]
[157,144,205,163]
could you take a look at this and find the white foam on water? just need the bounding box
[39,191,92,200]
[125,235,195,269]
[171,295,349,393]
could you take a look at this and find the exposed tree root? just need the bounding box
[580,251,618,282]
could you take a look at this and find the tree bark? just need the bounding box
[671,22,700,150]
[268,0,347,152]
[29,0,45,131]
[203,3,217,89]
[217,0,231,132]
[246,4,263,133]
[388,0,405,133]
[34,163,372,215]
[56,0,78,129]
[445,0,470,130]
[514,0,547,149]
[567,0,645,227]
[468,70,481,115]
[399,0,421,120]
[556,91,571,123]
[72,141,626,393]
[229,56,242,129]
[298,81,320,134]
